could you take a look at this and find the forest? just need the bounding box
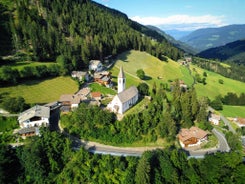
[0,0,183,85]
[0,129,244,184]
[0,0,181,67]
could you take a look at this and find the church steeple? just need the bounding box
[118,66,126,93]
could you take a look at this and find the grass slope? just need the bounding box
[190,65,245,100]
[111,50,245,103]
[10,61,56,70]
[110,50,194,89]
[220,105,245,118]
[0,77,78,104]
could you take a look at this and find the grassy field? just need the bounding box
[89,83,116,95]
[110,50,194,89]
[0,76,78,104]
[124,97,151,116]
[4,61,56,70]
[110,50,245,100]
[219,105,245,118]
[190,65,245,100]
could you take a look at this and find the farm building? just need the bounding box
[178,126,208,148]
[18,105,50,128]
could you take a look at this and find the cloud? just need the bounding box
[131,14,226,30]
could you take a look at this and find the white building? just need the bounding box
[18,105,50,128]
[107,67,138,114]
[89,60,103,72]
[209,113,221,125]
[71,71,90,81]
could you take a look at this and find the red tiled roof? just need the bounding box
[91,92,102,98]
[237,118,245,125]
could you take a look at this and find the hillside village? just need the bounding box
[13,56,244,153]
[0,1,245,183]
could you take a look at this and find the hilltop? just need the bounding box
[180,24,245,52]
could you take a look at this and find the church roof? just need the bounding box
[118,66,125,78]
[117,86,138,103]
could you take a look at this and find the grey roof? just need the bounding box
[18,127,37,134]
[18,105,50,123]
[59,94,81,104]
[117,86,138,103]
[118,66,125,78]
[90,60,101,66]
[59,94,73,102]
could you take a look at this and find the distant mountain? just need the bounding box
[147,26,197,54]
[180,24,245,52]
[164,29,192,40]
[198,39,245,65]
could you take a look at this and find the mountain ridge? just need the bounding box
[198,39,245,65]
[147,25,197,54]
[180,24,245,52]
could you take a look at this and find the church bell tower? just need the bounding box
[118,66,126,93]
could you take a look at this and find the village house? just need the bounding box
[91,92,102,101]
[184,56,192,63]
[107,67,138,114]
[71,71,90,81]
[178,126,208,148]
[234,118,245,127]
[59,94,81,112]
[76,87,91,100]
[93,71,112,87]
[18,127,40,137]
[209,113,221,125]
[89,60,103,72]
[170,80,188,91]
[18,105,50,128]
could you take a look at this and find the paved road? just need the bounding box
[212,128,230,152]
[67,128,230,158]
[53,106,231,158]
[187,128,230,158]
[208,106,236,134]
[220,114,236,134]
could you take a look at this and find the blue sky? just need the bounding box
[93,0,245,31]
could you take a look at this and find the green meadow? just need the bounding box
[0,76,78,104]
[110,50,194,89]
[110,50,245,107]
[220,105,245,118]
[6,61,56,70]
[190,65,245,100]
[89,83,116,95]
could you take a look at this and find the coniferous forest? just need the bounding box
[0,129,244,183]
[2,0,181,65]
[0,0,182,85]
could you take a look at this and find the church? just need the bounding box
[107,67,138,114]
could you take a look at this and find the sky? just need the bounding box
[93,0,245,31]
